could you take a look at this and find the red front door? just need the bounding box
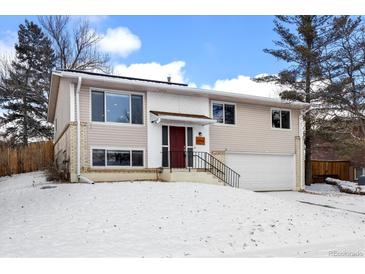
[169,126,186,168]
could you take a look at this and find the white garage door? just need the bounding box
[225,153,295,191]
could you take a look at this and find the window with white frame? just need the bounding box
[354,167,365,180]
[91,90,143,124]
[162,126,169,167]
[92,149,144,167]
[212,102,235,124]
[272,109,290,129]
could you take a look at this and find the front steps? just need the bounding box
[160,169,223,186]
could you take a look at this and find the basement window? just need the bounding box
[92,149,106,166]
[92,149,144,167]
[272,109,291,129]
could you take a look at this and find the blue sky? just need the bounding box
[0,16,286,97]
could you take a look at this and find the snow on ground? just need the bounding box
[265,185,365,216]
[325,178,365,195]
[0,172,365,257]
[307,183,340,194]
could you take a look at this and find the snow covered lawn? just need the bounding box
[267,184,365,214]
[1,172,364,257]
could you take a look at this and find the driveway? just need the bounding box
[264,184,365,215]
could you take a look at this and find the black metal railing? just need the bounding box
[164,150,240,188]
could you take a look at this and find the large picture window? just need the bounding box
[106,93,130,123]
[212,102,236,124]
[92,149,144,167]
[91,90,143,124]
[272,109,291,129]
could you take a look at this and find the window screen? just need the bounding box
[281,111,290,129]
[213,103,224,123]
[131,95,143,124]
[162,126,168,145]
[272,109,281,128]
[132,150,144,166]
[272,109,290,129]
[162,147,169,167]
[187,127,193,146]
[224,104,235,124]
[92,149,105,166]
[107,150,130,166]
[91,91,105,122]
[106,93,130,123]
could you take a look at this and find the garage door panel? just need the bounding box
[226,153,295,191]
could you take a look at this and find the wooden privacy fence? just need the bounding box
[0,141,54,177]
[312,160,350,183]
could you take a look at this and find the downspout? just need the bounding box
[74,76,94,184]
[75,76,82,182]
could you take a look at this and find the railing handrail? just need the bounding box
[194,152,238,177]
[165,150,240,188]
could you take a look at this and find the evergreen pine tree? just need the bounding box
[258,16,337,185]
[0,20,55,145]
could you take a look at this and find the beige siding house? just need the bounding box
[48,70,308,191]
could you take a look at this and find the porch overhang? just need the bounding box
[150,111,216,125]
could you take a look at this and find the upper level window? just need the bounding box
[272,109,290,129]
[212,102,235,125]
[91,90,143,124]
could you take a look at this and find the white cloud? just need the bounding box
[0,31,16,75]
[112,60,280,98]
[202,74,282,98]
[99,27,141,58]
[114,61,188,83]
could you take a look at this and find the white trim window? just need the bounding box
[162,125,169,167]
[354,167,365,180]
[212,101,236,125]
[271,108,291,129]
[92,149,144,167]
[91,90,143,124]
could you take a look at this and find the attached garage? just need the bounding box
[225,153,296,191]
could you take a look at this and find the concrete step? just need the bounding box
[160,169,223,186]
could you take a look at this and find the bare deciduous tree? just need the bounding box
[39,16,111,72]
[315,16,365,155]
